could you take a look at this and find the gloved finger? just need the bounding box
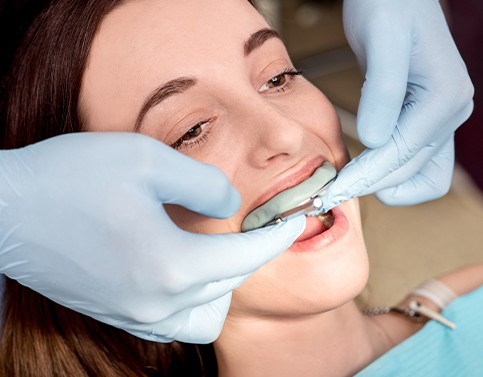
[355,18,410,148]
[180,215,306,285]
[390,90,474,150]
[147,141,241,219]
[321,134,435,211]
[357,131,451,195]
[364,78,473,187]
[375,137,455,205]
[138,293,233,343]
[177,292,232,343]
[169,272,252,315]
[324,129,451,209]
[323,93,471,210]
[361,89,472,194]
[320,143,400,211]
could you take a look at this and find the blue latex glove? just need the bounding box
[0,132,305,343]
[322,0,474,210]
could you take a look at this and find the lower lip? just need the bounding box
[288,207,349,253]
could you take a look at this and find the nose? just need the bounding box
[241,96,305,168]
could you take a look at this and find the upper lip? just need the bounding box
[245,156,327,217]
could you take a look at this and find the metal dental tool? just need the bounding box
[263,176,336,227]
[241,162,338,232]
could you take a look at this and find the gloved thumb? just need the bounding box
[320,144,398,211]
[147,143,241,219]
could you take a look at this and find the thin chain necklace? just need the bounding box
[363,300,457,330]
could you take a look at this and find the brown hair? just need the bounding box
[0,0,267,375]
[1,279,216,377]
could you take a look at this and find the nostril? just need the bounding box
[266,152,290,162]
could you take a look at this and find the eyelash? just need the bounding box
[171,118,213,150]
[171,68,303,151]
[259,68,303,93]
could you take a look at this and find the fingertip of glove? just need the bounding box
[357,95,402,148]
[358,132,387,149]
[357,120,393,148]
[177,164,242,218]
[271,215,306,242]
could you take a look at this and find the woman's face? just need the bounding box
[81,0,368,317]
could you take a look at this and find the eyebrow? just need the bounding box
[244,28,282,56]
[135,28,282,130]
[134,77,197,131]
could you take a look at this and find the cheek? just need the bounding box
[297,87,350,169]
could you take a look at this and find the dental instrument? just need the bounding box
[263,177,336,227]
[241,162,337,232]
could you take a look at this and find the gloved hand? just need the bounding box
[322,0,474,210]
[0,132,305,343]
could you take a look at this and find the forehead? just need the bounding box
[81,0,268,130]
[99,0,265,53]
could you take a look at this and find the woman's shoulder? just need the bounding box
[357,268,483,376]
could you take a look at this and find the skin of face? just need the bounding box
[81,0,369,319]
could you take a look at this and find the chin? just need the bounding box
[229,200,370,317]
[233,257,369,317]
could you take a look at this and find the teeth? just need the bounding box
[317,211,334,229]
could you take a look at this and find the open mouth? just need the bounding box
[295,210,335,243]
[288,204,350,252]
[241,162,337,232]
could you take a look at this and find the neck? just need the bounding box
[214,301,388,377]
